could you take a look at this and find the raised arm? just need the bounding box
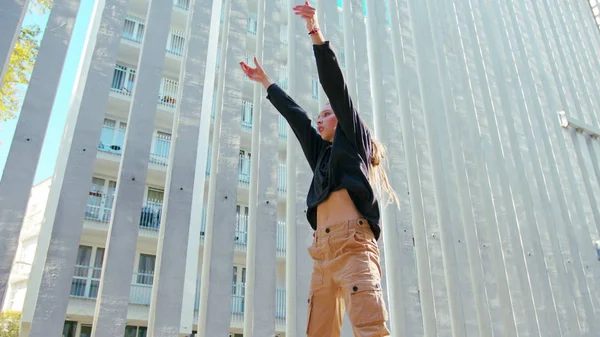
[266,83,326,171]
[240,57,325,171]
[294,2,372,158]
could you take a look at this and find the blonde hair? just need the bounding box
[368,139,400,208]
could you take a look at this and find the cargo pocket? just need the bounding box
[348,280,389,328]
[306,293,314,335]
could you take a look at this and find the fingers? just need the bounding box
[293,4,315,11]
[239,61,249,73]
[253,57,263,70]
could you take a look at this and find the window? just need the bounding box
[339,47,346,68]
[231,265,246,313]
[80,325,92,337]
[167,30,185,56]
[279,66,288,89]
[126,326,148,337]
[241,101,253,129]
[70,246,104,298]
[384,0,391,27]
[244,54,252,82]
[137,254,155,285]
[159,78,178,108]
[98,118,127,154]
[247,13,258,35]
[85,177,117,222]
[111,64,136,95]
[122,16,145,43]
[62,321,77,337]
[280,24,288,45]
[311,76,319,100]
[211,91,217,119]
[150,131,171,165]
[141,188,163,230]
[235,204,249,244]
[238,151,251,185]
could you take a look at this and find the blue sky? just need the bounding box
[0,0,372,185]
[0,1,95,184]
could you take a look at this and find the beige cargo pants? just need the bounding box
[306,218,391,337]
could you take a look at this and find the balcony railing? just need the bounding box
[85,186,115,223]
[279,115,288,138]
[149,133,171,166]
[70,265,102,299]
[139,199,162,231]
[166,30,185,56]
[277,221,286,256]
[97,125,171,167]
[235,214,249,245]
[278,164,287,193]
[97,124,125,155]
[229,284,287,321]
[173,0,190,10]
[205,152,285,192]
[130,271,154,305]
[110,66,179,110]
[85,193,163,231]
[159,78,178,109]
[238,157,251,187]
[70,269,285,319]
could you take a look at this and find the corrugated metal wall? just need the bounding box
[373,0,600,335]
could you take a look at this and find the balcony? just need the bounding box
[279,115,288,139]
[204,154,286,192]
[139,199,163,231]
[84,192,163,231]
[110,65,179,113]
[278,164,287,194]
[200,211,286,255]
[70,269,286,321]
[97,124,172,169]
[173,0,190,11]
[70,265,102,299]
[84,191,286,254]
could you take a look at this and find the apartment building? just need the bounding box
[2,179,52,313]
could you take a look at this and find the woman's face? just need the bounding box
[317,103,337,142]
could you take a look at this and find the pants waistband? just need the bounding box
[314,218,370,238]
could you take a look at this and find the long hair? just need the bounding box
[368,139,400,208]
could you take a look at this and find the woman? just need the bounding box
[240,2,398,336]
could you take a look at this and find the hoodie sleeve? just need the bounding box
[313,41,372,161]
[266,83,326,171]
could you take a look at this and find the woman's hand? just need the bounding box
[240,57,273,89]
[294,1,325,44]
[294,1,318,32]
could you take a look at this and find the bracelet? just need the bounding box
[308,28,320,35]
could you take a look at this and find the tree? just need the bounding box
[0,0,53,122]
[0,311,20,337]
[1,27,41,122]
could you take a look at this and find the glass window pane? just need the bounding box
[125,326,137,337]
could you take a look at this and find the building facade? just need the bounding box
[2,179,52,313]
[2,0,600,336]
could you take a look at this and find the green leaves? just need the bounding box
[0,0,52,122]
[0,311,21,337]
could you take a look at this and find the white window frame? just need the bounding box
[122,16,145,43]
[311,76,319,100]
[247,13,258,35]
